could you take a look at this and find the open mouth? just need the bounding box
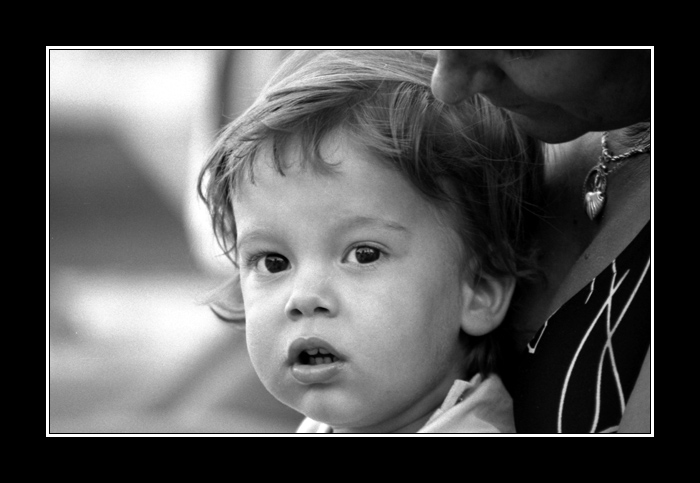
[298,347,339,365]
[289,338,344,384]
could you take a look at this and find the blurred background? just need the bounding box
[48,49,304,433]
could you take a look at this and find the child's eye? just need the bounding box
[346,246,382,265]
[255,253,290,273]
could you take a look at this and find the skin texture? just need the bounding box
[233,132,512,433]
[431,50,651,143]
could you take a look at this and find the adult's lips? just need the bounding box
[486,97,551,117]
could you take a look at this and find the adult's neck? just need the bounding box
[508,125,651,353]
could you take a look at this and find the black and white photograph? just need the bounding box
[47,48,652,436]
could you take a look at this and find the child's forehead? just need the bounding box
[235,132,462,243]
[275,129,362,166]
[241,132,387,190]
[240,130,378,186]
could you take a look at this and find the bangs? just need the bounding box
[199,49,543,282]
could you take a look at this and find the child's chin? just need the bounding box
[293,391,371,429]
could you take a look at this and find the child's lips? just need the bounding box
[291,360,344,385]
[287,337,343,363]
[288,337,345,385]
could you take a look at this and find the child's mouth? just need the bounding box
[299,348,339,365]
[287,336,347,385]
[289,338,345,384]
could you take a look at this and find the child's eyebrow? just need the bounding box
[339,215,410,235]
[237,216,410,251]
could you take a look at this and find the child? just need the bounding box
[198,50,542,433]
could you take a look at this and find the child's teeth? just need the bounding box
[302,351,338,365]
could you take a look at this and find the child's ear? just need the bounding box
[459,273,515,336]
[204,271,246,327]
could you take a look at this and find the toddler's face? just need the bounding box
[233,132,470,433]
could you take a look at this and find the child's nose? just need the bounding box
[284,270,339,320]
